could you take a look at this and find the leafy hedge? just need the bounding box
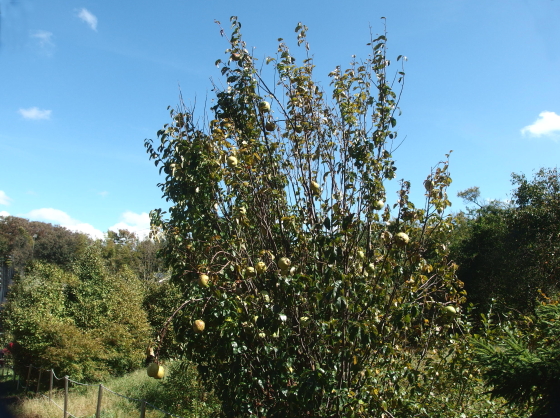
[2,246,150,381]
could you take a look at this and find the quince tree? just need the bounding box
[145,17,464,417]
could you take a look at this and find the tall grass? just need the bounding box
[4,362,220,418]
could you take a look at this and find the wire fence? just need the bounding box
[3,361,186,418]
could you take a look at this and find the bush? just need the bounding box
[473,300,560,418]
[453,168,560,314]
[1,246,151,381]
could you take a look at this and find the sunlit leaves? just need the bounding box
[144,18,465,418]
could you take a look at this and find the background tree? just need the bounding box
[2,246,150,381]
[0,216,90,272]
[146,17,465,417]
[453,168,560,314]
[101,229,165,280]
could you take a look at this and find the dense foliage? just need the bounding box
[0,216,90,272]
[102,228,166,280]
[2,246,151,381]
[2,18,558,418]
[145,17,472,417]
[473,300,560,418]
[453,168,560,314]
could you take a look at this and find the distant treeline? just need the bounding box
[0,216,165,280]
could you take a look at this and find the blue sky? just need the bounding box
[1,0,559,239]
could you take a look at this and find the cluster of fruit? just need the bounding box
[191,256,293,336]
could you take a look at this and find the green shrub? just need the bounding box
[143,280,185,359]
[2,246,150,381]
[474,301,560,418]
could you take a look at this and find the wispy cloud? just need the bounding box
[109,211,150,239]
[98,191,109,197]
[521,111,560,137]
[32,30,54,54]
[0,191,12,206]
[18,107,52,120]
[25,208,104,240]
[77,8,98,31]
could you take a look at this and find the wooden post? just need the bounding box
[49,370,53,400]
[96,384,103,418]
[63,376,69,418]
[25,365,32,392]
[36,369,42,393]
[140,400,146,418]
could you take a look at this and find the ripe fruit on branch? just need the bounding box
[259,101,271,113]
[278,257,291,271]
[256,261,267,274]
[366,263,375,274]
[373,200,384,210]
[265,121,276,132]
[227,156,238,168]
[198,274,209,287]
[444,306,457,316]
[245,267,257,277]
[147,363,159,378]
[193,320,205,333]
[231,52,241,61]
[310,181,321,195]
[395,232,410,247]
[154,365,165,379]
[424,179,434,192]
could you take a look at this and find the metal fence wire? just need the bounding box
[3,363,186,418]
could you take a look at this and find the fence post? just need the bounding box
[49,369,53,400]
[96,384,103,418]
[36,368,42,393]
[140,400,146,418]
[63,375,69,418]
[25,364,32,392]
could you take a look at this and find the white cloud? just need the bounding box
[25,208,104,240]
[32,30,54,52]
[18,107,52,120]
[0,191,12,206]
[521,111,560,137]
[0,211,10,218]
[77,8,98,31]
[109,211,150,239]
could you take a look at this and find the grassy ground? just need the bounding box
[0,363,220,418]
